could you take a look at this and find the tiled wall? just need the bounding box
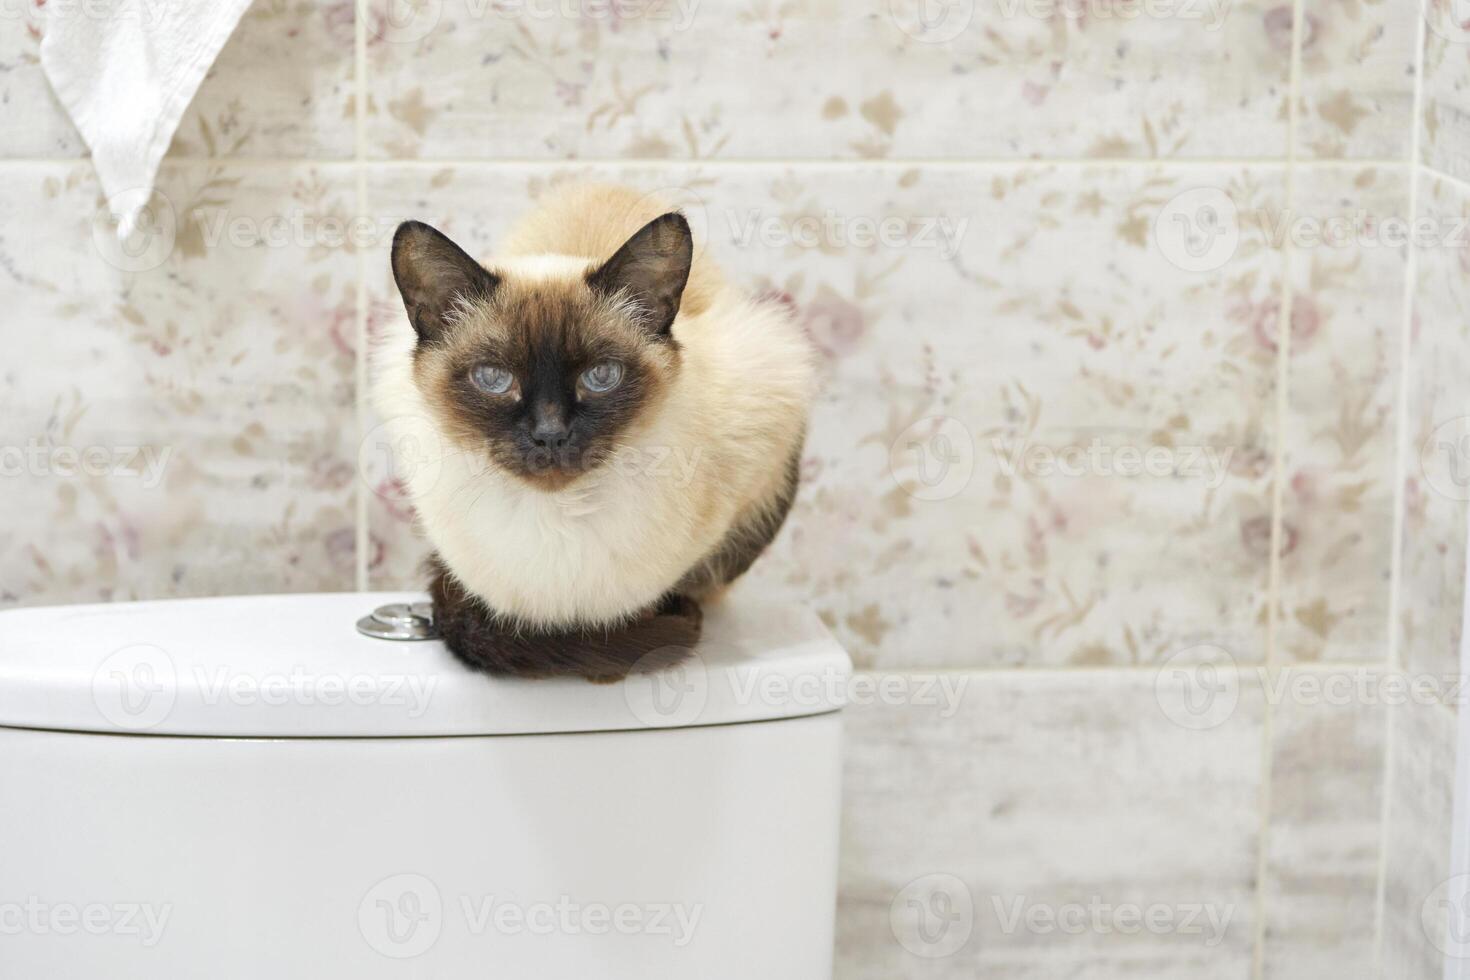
[0,0,1465,975]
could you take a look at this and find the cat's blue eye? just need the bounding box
[581,360,624,394]
[470,364,514,395]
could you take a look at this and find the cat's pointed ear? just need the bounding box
[391,221,500,343]
[586,212,693,336]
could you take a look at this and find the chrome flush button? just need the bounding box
[356,602,439,641]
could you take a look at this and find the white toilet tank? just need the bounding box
[0,592,848,980]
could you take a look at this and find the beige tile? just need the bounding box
[1294,0,1418,159]
[166,0,357,159]
[1421,10,1470,181]
[1400,173,1470,690]
[0,163,358,606]
[1276,166,1407,662]
[363,164,1281,667]
[363,0,1290,160]
[1379,697,1456,979]
[838,670,1263,978]
[0,5,85,157]
[1259,667,1385,979]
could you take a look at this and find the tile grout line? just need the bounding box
[1252,0,1310,972]
[845,661,1418,677]
[0,156,1418,170]
[353,0,369,594]
[1375,0,1431,967]
[1420,162,1470,197]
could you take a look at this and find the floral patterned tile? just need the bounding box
[1258,667,1385,979]
[0,0,355,161]
[1294,0,1417,159]
[166,0,357,159]
[0,162,358,607]
[0,2,85,157]
[365,163,1282,668]
[363,0,1291,160]
[1400,173,1470,690]
[1421,4,1470,181]
[839,669,1263,978]
[1379,698,1456,980]
[1276,166,1407,662]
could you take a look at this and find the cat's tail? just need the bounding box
[427,558,701,682]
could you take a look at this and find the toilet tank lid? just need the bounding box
[0,592,851,738]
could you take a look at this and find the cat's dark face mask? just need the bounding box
[390,215,692,490]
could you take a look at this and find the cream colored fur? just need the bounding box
[372,184,815,628]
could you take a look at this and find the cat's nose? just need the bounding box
[530,404,571,451]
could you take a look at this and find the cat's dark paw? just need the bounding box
[576,594,702,683]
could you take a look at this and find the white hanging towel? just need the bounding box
[40,0,256,240]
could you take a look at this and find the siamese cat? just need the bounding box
[375,184,815,680]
